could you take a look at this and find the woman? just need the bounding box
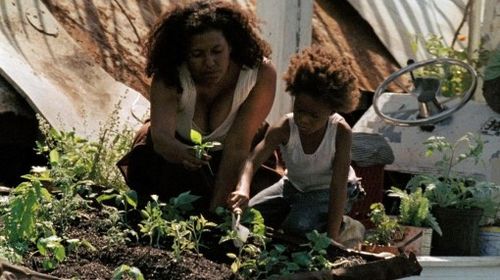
[118,0,277,212]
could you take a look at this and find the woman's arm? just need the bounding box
[210,60,277,211]
[149,76,208,169]
[228,117,289,211]
[327,120,352,241]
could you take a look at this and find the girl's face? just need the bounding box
[293,93,333,135]
[187,29,231,86]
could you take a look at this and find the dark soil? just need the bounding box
[20,203,422,280]
[23,208,241,280]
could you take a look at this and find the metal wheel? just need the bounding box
[373,58,477,126]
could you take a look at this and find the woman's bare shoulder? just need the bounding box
[257,59,276,80]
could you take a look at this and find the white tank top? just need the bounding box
[280,113,356,192]
[175,64,259,146]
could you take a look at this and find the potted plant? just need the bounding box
[388,187,442,255]
[406,133,500,256]
[362,203,401,255]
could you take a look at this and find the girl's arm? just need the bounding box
[327,120,352,241]
[228,117,289,212]
[149,76,208,169]
[210,60,276,211]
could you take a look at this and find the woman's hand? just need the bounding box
[227,189,249,212]
[156,139,210,170]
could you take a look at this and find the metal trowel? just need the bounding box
[231,208,250,248]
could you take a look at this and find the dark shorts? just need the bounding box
[249,178,364,236]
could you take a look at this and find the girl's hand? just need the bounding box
[227,190,249,212]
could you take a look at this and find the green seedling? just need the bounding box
[112,264,144,280]
[36,235,66,271]
[190,129,221,176]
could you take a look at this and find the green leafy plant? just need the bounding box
[0,236,23,264]
[99,205,138,247]
[36,235,66,270]
[163,191,201,221]
[388,187,442,236]
[190,129,221,175]
[226,230,338,279]
[365,203,401,246]
[407,133,500,222]
[139,192,205,252]
[166,215,217,260]
[139,195,169,248]
[290,231,335,272]
[97,188,138,224]
[112,264,145,280]
[3,168,54,251]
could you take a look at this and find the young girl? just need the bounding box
[229,46,362,243]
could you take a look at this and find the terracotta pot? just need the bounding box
[361,244,399,255]
[396,225,433,256]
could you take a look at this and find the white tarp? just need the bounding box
[348,0,469,66]
[0,0,149,140]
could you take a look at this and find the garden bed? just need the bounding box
[0,120,422,280]
[0,200,422,279]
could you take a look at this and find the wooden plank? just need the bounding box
[0,0,149,140]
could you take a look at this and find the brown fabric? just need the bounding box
[117,121,282,210]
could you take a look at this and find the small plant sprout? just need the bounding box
[97,189,138,223]
[112,264,144,280]
[139,195,168,248]
[365,203,401,246]
[190,129,221,176]
[166,215,217,260]
[36,235,66,271]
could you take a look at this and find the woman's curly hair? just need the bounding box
[284,45,360,113]
[144,0,271,90]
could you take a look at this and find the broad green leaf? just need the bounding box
[49,149,60,166]
[291,251,311,267]
[190,129,203,145]
[96,194,116,203]
[54,245,66,262]
[125,190,138,209]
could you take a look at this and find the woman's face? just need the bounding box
[293,93,333,135]
[186,29,231,86]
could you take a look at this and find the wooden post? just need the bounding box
[256,0,313,124]
[469,0,484,101]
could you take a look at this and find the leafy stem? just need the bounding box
[190,129,221,176]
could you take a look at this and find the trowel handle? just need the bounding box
[233,207,242,227]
